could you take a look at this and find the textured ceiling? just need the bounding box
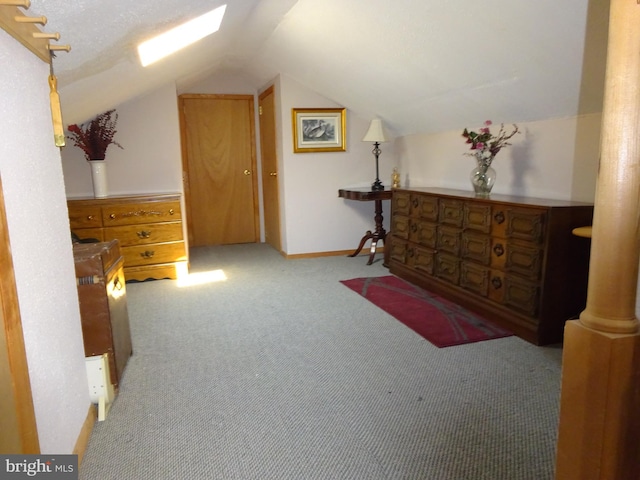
[32,0,609,136]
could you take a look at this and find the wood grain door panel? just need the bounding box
[180,95,259,247]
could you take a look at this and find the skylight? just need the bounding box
[138,4,227,67]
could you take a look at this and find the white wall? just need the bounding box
[277,75,397,255]
[0,30,89,453]
[62,84,183,198]
[396,114,601,203]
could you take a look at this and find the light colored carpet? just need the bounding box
[79,243,562,480]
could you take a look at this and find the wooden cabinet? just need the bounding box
[68,194,188,281]
[73,240,132,387]
[389,187,594,345]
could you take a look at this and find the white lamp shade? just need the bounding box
[362,118,389,143]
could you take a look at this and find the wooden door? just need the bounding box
[259,86,281,252]
[179,94,259,247]
[0,177,39,453]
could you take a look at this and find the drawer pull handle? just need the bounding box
[141,250,155,259]
[491,276,503,289]
[137,230,151,238]
[408,248,414,258]
[411,224,418,233]
[110,213,116,219]
[113,276,123,290]
[493,243,505,256]
[87,215,94,221]
[494,211,505,224]
[412,199,419,208]
[169,209,175,215]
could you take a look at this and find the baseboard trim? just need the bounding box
[73,404,96,465]
[284,248,385,260]
[284,250,353,259]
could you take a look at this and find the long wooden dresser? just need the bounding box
[388,187,594,345]
[68,193,188,281]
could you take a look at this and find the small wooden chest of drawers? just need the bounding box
[68,194,188,281]
[389,187,594,345]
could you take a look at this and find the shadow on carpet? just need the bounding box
[340,275,513,348]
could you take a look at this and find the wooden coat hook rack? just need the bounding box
[0,0,71,63]
[0,1,71,146]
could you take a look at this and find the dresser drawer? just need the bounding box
[464,202,492,233]
[437,225,461,256]
[389,238,408,264]
[491,239,507,269]
[506,208,546,244]
[506,243,543,280]
[439,198,463,227]
[462,231,491,265]
[488,270,505,304]
[105,221,183,246]
[460,261,490,296]
[504,275,540,317]
[435,252,460,285]
[122,241,187,267]
[410,219,437,248]
[69,205,102,229]
[392,191,411,216]
[103,201,181,227]
[412,194,438,221]
[411,245,436,275]
[391,214,410,240]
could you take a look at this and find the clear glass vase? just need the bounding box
[470,156,496,198]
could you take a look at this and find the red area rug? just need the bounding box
[340,275,512,348]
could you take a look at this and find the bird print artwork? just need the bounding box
[302,119,335,141]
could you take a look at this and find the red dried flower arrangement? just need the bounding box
[67,109,123,161]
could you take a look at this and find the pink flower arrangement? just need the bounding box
[462,120,519,161]
[67,109,123,161]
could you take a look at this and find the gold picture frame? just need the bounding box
[292,108,346,153]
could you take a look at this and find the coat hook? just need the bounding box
[33,32,61,40]
[0,0,30,7]
[48,44,71,53]
[14,15,46,25]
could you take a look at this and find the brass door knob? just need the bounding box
[270,172,277,176]
[243,169,251,175]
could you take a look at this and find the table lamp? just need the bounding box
[362,118,389,191]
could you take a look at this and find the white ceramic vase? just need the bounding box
[89,160,108,198]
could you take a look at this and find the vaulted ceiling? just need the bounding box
[34,0,609,136]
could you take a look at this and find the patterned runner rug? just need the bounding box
[340,275,512,347]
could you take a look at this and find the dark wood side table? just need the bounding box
[338,187,393,265]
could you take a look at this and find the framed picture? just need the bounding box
[292,108,346,153]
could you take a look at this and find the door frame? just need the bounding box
[258,85,282,252]
[0,175,40,453]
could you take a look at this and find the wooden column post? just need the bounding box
[555,1,640,478]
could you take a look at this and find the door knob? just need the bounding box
[270,172,277,176]
[243,169,251,175]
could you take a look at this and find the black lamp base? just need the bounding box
[371,141,384,191]
[371,180,384,191]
